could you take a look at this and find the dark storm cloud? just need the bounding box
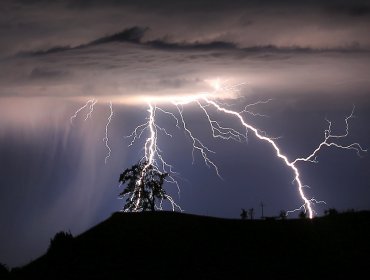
[2,26,369,101]
[324,3,370,17]
[22,0,370,15]
[25,26,148,56]
[29,67,70,80]
[146,40,237,52]
[22,27,237,56]
[24,25,370,57]
[91,26,147,45]
[2,0,370,58]
[26,46,72,56]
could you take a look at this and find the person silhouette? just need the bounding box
[240,208,247,220]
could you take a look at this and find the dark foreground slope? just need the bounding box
[9,211,370,279]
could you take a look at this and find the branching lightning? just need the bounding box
[71,80,366,218]
[292,107,366,164]
[70,99,113,165]
[126,103,182,211]
[70,99,97,124]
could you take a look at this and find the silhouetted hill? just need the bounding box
[8,211,370,279]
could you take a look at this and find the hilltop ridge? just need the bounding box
[8,211,370,279]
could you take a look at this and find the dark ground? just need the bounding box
[3,211,370,279]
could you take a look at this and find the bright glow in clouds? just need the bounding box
[71,79,366,218]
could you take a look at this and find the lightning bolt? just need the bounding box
[71,81,366,218]
[292,107,365,164]
[200,96,321,218]
[103,101,113,164]
[70,99,97,124]
[126,103,182,212]
[71,99,113,164]
[172,93,366,218]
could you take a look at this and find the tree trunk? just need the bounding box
[150,198,155,212]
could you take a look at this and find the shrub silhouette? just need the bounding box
[0,263,9,276]
[47,231,74,255]
[324,208,339,216]
[298,211,307,219]
[279,210,287,220]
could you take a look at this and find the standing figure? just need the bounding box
[240,208,248,220]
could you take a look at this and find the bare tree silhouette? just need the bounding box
[279,210,287,220]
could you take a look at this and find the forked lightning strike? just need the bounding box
[70,98,96,123]
[127,103,181,211]
[70,99,113,165]
[71,80,366,218]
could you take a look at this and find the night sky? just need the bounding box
[1,0,370,268]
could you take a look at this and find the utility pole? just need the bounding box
[249,208,254,220]
[260,201,264,219]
